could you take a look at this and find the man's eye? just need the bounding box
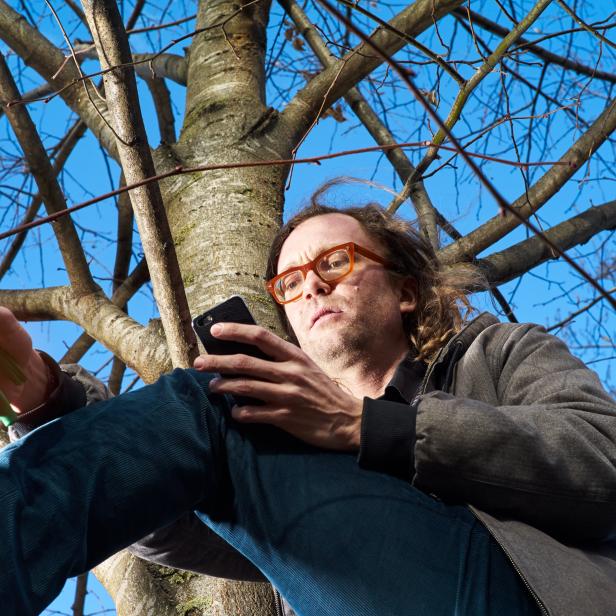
[323,255,347,270]
[284,275,302,291]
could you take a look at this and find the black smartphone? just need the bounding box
[192,295,270,406]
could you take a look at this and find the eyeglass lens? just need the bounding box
[275,248,351,302]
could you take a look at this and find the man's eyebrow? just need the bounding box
[279,244,335,270]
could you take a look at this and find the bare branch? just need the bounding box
[555,0,616,50]
[336,0,465,86]
[75,44,188,85]
[278,0,464,146]
[64,0,87,27]
[0,119,86,280]
[0,0,118,159]
[0,140,572,243]
[317,0,616,309]
[71,572,88,616]
[61,182,137,366]
[0,54,97,295]
[0,283,168,383]
[547,286,616,331]
[82,0,197,369]
[477,200,616,285]
[144,76,177,143]
[455,8,616,84]
[108,357,127,395]
[280,0,440,245]
[439,99,616,265]
[125,0,146,31]
[61,258,150,364]
[392,0,552,208]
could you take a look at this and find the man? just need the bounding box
[1,202,615,615]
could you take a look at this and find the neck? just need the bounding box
[320,345,409,399]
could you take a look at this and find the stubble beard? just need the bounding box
[301,321,375,375]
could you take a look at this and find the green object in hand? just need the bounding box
[0,346,26,427]
[0,389,17,427]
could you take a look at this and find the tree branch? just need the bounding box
[393,0,552,206]
[0,282,169,383]
[455,8,616,84]
[82,0,197,369]
[63,0,87,27]
[71,572,88,616]
[547,285,616,331]
[0,55,97,295]
[125,0,146,31]
[283,0,518,317]
[555,0,616,50]
[144,76,177,143]
[0,119,86,280]
[439,99,616,265]
[278,0,464,147]
[477,200,616,285]
[74,44,188,85]
[60,182,137,366]
[280,0,441,245]
[61,258,150,364]
[0,0,118,159]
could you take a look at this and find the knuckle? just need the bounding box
[253,327,268,342]
[234,354,252,371]
[235,380,253,395]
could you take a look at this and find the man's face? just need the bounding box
[277,213,414,369]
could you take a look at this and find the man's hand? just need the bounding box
[193,323,363,451]
[0,307,50,414]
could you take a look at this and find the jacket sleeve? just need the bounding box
[127,512,265,581]
[413,322,616,541]
[9,356,264,581]
[7,355,107,440]
[357,398,418,479]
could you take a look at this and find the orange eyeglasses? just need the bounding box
[266,242,392,305]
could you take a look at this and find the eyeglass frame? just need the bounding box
[266,241,393,305]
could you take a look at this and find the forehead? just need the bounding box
[278,213,378,271]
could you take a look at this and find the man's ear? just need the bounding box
[399,277,418,314]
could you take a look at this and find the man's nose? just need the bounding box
[303,270,331,299]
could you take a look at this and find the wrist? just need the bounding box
[14,351,57,414]
[345,397,363,450]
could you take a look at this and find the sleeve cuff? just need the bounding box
[357,397,418,480]
[8,351,88,440]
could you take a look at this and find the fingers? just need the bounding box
[195,353,281,380]
[206,322,301,362]
[0,306,33,362]
[230,405,290,426]
[209,376,294,406]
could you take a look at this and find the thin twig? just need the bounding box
[336,0,465,85]
[9,1,261,109]
[555,0,616,50]
[43,0,130,146]
[125,0,145,31]
[547,287,616,331]
[0,141,573,242]
[315,0,616,311]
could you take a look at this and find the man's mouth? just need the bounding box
[310,307,342,328]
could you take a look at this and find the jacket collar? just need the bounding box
[421,312,500,393]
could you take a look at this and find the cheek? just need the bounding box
[284,305,303,332]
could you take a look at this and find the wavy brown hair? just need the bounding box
[266,192,483,362]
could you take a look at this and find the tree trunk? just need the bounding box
[97,1,284,613]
